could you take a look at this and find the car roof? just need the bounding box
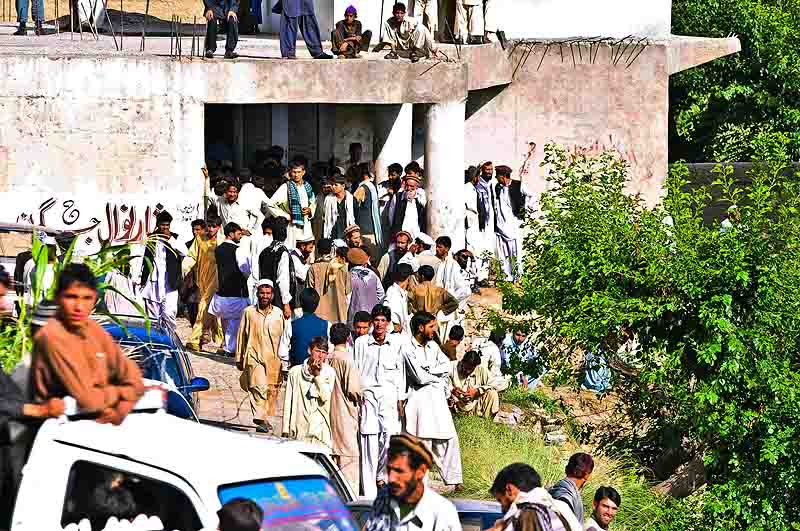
[348,498,502,514]
[102,321,174,347]
[45,412,326,486]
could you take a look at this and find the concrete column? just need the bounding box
[271,103,289,164]
[425,100,466,246]
[373,103,413,183]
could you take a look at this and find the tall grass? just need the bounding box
[454,415,673,530]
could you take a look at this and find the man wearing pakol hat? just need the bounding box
[323,173,356,241]
[493,165,533,281]
[352,163,383,249]
[347,248,384,326]
[403,311,463,490]
[363,433,462,531]
[235,279,291,433]
[138,211,189,329]
[332,5,373,58]
[390,162,427,241]
[345,224,380,267]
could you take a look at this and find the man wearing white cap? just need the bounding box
[235,279,291,432]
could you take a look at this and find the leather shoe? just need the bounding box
[34,20,43,35]
[313,52,333,59]
[12,24,26,36]
[224,51,238,59]
[205,50,214,58]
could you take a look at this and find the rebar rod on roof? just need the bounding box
[120,0,123,49]
[103,0,119,50]
[170,14,174,57]
[140,0,150,51]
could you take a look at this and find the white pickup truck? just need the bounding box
[9,390,358,531]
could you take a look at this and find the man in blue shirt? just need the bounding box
[289,288,328,367]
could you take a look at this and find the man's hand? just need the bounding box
[466,386,479,399]
[227,10,238,21]
[301,207,312,217]
[283,304,292,320]
[204,8,213,20]
[309,358,322,376]
[45,398,65,417]
[242,229,252,237]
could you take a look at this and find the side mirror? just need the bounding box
[186,376,210,392]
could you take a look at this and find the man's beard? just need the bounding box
[592,511,610,530]
[390,476,419,502]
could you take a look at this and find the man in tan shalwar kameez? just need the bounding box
[448,350,500,419]
[184,217,224,351]
[235,280,291,433]
[282,335,336,450]
[409,265,459,342]
[306,239,352,324]
[328,323,363,493]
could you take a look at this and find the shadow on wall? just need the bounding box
[466,84,510,121]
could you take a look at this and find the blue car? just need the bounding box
[101,317,210,419]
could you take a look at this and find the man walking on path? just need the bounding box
[235,280,290,433]
[184,216,224,351]
[209,223,250,356]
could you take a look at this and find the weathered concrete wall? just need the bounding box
[464,42,668,206]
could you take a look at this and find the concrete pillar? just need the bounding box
[425,100,466,246]
[373,104,413,183]
[271,104,289,164]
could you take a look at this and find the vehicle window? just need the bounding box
[61,460,202,531]
[303,452,353,502]
[219,477,358,531]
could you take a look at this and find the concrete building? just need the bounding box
[0,0,739,252]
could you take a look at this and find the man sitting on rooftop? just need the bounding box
[375,2,436,62]
[332,6,373,58]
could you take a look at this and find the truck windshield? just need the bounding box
[218,477,358,531]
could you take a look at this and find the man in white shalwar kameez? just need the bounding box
[268,159,317,250]
[138,211,189,330]
[353,305,407,498]
[493,165,531,282]
[378,3,436,59]
[209,181,263,236]
[433,236,472,340]
[465,161,497,282]
[403,311,463,487]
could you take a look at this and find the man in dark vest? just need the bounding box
[258,217,296,320]
[209,222,250,356]
[352,162,383,250]
[390,162,427,241]
[493,165,531,281]
[139,211,189,329]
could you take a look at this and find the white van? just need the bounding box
[9,397,358,531]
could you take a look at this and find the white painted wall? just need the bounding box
[504,0,671,39]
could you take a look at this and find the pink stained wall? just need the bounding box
[464,42,669,206]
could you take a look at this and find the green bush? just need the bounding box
[495,144,800,529]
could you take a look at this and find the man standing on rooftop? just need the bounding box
[274,0,333,59]
[204,0,241,59]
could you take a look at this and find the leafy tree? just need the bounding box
[497,143,800,530]
[670,0,800,162]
